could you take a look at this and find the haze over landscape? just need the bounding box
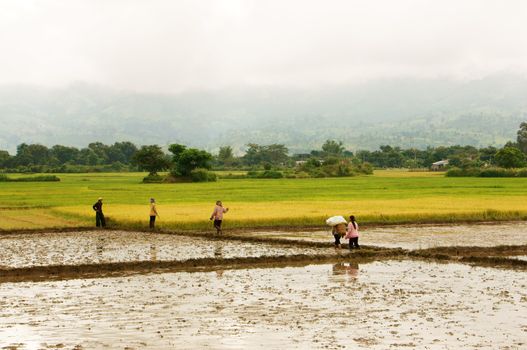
[1,0,527,153]
[3,3,527,349]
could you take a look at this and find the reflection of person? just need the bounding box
[92,197,106,228]
[332,262,346,274]
[210,200,229,235]
[214,243,223,258]
[150,244,157,261]
[332,223,346,249]
[348,262,359,278]
[96,237,105,261]
[345,215,360,249]
[149,198,159,229]
[332,263,359,280]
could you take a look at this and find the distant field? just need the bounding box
[1,170,527,230]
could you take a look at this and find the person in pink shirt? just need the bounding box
[345,215,360,249]
[210,200,229,235]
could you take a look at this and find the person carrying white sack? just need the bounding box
[326,216,347,249]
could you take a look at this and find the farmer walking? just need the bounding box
[345,215,360,249]
[149,198,159,229]
[92,197,106,228]
[210,200,229,235]
[326,215,347,249]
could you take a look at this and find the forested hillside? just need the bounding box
[1,74,526,153]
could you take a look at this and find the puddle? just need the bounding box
[241,222,527,249]
[0,231,325,269]
[508,255,527,262]
[0,261,525,349]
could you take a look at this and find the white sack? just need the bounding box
[325,215,347,226]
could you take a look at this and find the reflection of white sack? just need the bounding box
[326,216,347,226]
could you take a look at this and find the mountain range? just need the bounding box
[1,74,526,155]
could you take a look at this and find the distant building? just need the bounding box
[431,160,449,171]
[295,159,325,167]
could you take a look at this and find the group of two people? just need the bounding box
[92,197,229,233]
[332,215,360,250]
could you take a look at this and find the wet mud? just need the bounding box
[235,221,527,249]
[1,224,526,348]
[0,230,327,269]
[1,261,526,349]
[1,230,526,283]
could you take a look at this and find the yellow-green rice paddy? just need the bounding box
[1,170,527,230]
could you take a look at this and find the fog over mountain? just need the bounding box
[2,1,527,154]
[1,74,526,154]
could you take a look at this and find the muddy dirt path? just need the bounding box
[1,227,527,283]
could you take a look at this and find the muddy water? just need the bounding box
[0,231,324,269]
[509,255,527,261]
[0,261,525,349]
[244,222,527,249]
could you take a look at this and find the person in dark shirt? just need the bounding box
[92,197,106,228]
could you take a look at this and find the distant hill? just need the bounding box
[1,74,526,154]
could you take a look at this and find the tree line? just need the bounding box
[0,142,138,172]
[1,122,526,173]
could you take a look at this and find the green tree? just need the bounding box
[265,144,289,165]
[88,142,110,163]
[108,141,138,163]
[243,143,288,166]
[217,146,235,166]
[243,143,262,165]
[169,144,213,176]
[479,146,498,165]
[51,145,80,164]
[14,143,51,166]
[78,148,101,165]
[168,144,187,162]
[494,147,526,168]
[322,140,345,156]
[132,145,170,175]
[517,122,527,153]
[0,150,10,167]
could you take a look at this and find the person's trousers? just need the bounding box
[349,237,359,249]
[333,233,341,247]
[150,215,156,229]
[96,212,106,227]
[214,220,222,232]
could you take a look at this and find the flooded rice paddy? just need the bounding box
[243,221,527,249]
[1,223,526,349]
[1,261,526,349]
[0,231,323,269]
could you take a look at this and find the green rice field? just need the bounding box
[1,170,527,230]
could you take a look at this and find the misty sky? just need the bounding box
[1,0,527,93]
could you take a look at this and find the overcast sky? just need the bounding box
[1,0,526,93]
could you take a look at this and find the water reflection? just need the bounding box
[150,244,157,262]
[332,262,359,281]
[1,231,326,269]
[214,243,223,258]
[96,237,105,263]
